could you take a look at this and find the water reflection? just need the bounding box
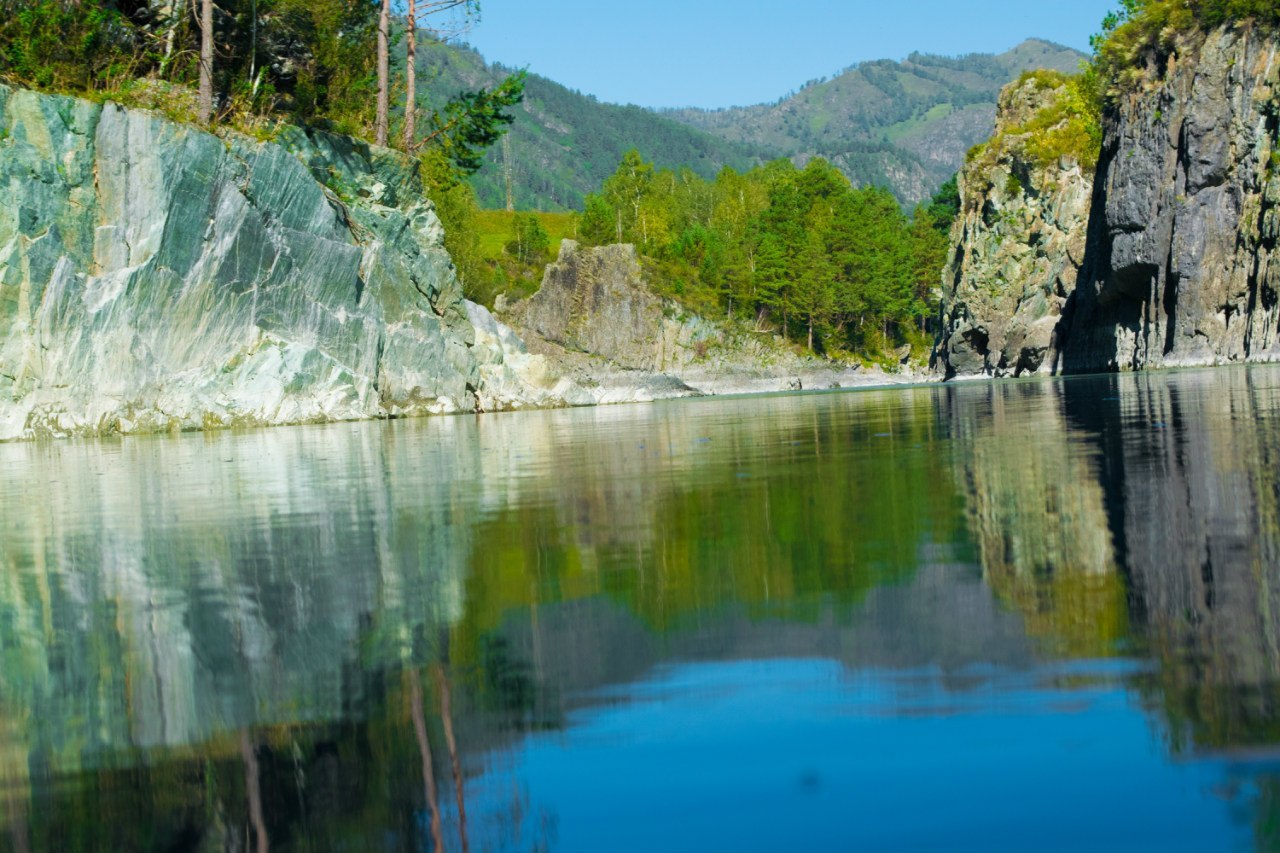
[0,368,1278,849]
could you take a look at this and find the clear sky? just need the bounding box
[463,0,1122,109]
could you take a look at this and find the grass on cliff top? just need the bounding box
[965,69,1103,181]
[1093,0,1280,94]
[459,210,580,308]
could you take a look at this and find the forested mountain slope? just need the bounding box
[411,42,763,211]
[664,39,1086,206]
[415,39,1083,211]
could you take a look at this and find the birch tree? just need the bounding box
[197,0,213,123]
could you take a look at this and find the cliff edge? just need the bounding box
[939,24,1280,378]
[0,85,573,440]
[1062,25,1280,371]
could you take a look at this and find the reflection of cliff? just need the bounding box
[1061,368,1280,750]
[947,368,1280,752]
[0,421,481,764]
[943,380,1128,657]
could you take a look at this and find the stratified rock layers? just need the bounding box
[0,85,555,439]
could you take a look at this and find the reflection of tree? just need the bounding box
[409,669,443,853]
[456,390,964,654]
[240,729,269,853]
[434,664,469,853]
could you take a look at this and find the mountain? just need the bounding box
[663,39,1087,208]
[414,39,1085,211]
[411,41,763,211]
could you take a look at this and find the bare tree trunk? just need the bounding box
[434,664,469,853]
[197,0,213,124]
[376,0,390,146]
[409,669,443,853]
[503,135,515,211]
[403,0,416,149]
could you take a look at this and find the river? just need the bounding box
[1,365,1279,851]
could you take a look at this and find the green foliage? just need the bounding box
[419,147,488,302]
[504,212,550,265]
[970,71,1103,179]
[0,0,383,134]
[925,175,961,231]
[0,0,142,91]
[571,150,948,359]
[424,71,526,175]
[1091,0,1280,95]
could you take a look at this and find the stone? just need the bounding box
[507,241,917,397]
[0,85,561,440]
[1061,26,1280,371]
[933,75,1094,379]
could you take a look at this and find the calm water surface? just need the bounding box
[2,366,1280,851]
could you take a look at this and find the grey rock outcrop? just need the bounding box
[516,240,671,372]
[1062,27,1280,370]
[0,85,570,440]
[508,240,912,396]
[934,75,1094,378]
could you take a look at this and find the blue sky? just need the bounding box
[463,0,1121,109]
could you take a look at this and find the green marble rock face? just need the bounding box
[0,85,483,439]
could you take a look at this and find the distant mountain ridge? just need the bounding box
[664,39,1087,206]
[415,38,1085,211]
[412,42,763,211]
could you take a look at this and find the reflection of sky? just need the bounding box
[469,660,1257,852]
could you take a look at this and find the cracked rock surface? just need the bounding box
[0,85,498,439]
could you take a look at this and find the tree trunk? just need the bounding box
[376,0,390,147]
[808,315,814,352]
[159,0,187,77]
[197,0,213,124]
[503,134,515,211]
[403,0,416,149]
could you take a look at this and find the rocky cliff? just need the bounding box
[506,240,910,396]
[0,85,572,440]
[938,25,1280,378]
[1062,25,1280,371]
[934,73,1095,378]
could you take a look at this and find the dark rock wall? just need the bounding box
[1062,27,1280,371]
